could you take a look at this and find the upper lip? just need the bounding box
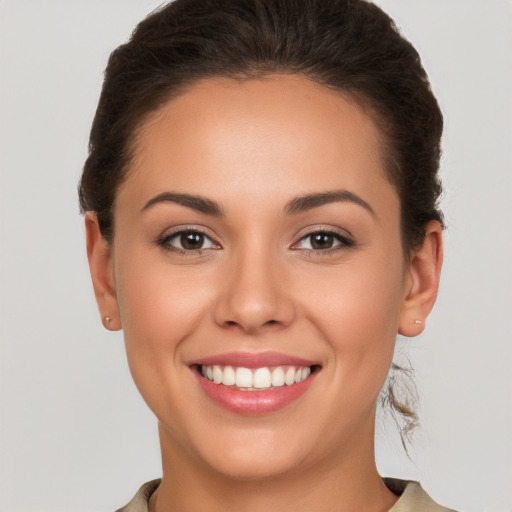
[189,351,318,369]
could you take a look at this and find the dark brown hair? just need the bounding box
[79,0,443,248]
[79,0,444,441]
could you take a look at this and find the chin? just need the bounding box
[206,448,301,482]
[186,424,310,481]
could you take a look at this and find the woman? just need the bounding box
[80,0,452,510]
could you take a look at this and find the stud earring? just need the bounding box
[105,315,111,324]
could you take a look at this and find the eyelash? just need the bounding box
[291,229,355,255]
[156,228,355,256]
[156,228,219,255]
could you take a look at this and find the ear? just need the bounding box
[85,212,122,331]
[398,220,443,337]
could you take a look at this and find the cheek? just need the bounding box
[299,255,405,396]
[304,254,404,329]
[112,251,221,429]
[113,250,213,372]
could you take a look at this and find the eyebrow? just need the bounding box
[141,192,224,216]
[141,189,374,218]
[284,189,375,216]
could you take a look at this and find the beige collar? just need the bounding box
[116,477,457,512]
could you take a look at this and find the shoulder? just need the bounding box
[115,479,161,512]
[384,478,458,512]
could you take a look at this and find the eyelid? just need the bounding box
[156,225,222,252]
[154,224,354,255]
[290,226,355,251]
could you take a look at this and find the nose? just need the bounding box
[213,246,295,334]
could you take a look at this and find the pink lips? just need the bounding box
[190,351,318,415]
[192,351,316,369]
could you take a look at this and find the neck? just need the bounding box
[150,421,398,512]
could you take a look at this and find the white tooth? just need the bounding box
[212,365,223,384]
[271,367,285,387]
[201,366,207,377]
[253,367,271,389]
[235,367,253,388]
[295,368,302,383]
[285,367,296,385]
[222,366,236,386]
[206,366,213,381]
[301,367,311,380]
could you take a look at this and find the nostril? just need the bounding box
[221,318,280,331]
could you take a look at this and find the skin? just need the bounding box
[86,75,443,512]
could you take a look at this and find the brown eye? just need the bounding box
[158,229,218,252]
[293,230,354,253]
[180,232,205,250]
[310,233,335,250]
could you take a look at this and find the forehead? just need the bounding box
[120,74,397,215]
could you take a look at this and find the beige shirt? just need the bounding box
[116,478,457,511]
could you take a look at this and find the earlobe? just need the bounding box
[85,212,122,331]
[398,221,443,337]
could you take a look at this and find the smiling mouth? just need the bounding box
[198,364,316,391]
[191,353,320,414]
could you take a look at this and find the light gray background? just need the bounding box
[1,1,511,511]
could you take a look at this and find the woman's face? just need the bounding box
[95,75,425,479]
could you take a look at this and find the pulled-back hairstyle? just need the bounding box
[79,0,444,442]
[79,0,443,247]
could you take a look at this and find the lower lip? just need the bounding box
[194,370,316,415]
